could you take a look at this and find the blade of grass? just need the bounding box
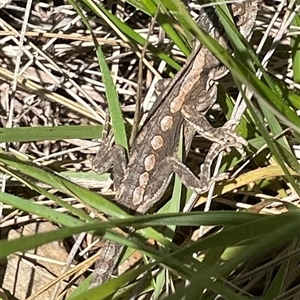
[69,0,128,150]
[169,211,300,261]
[80,0,181,70]
[141,0,191,56]
[291,4,300,84]
[0,125,103,143]
[0,192,86,226]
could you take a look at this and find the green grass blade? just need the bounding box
[0,192,85,227]
[68,0,128,149]
[81,0,181,70]
[291,7,300,83]
[141,0,190,56]
[0,125,103,142]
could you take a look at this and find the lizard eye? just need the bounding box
[233,15,242,25]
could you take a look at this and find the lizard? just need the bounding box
[90,0,258,288]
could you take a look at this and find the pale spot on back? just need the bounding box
[144,154,156,171]
[151,135,164,150]
[132,186,145,206]
[160,115,174,131]
[139,172,149,188]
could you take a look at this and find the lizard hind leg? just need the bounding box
[92,111,114,173]
[92,112,127,189]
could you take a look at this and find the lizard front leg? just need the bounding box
[181,82,247,152]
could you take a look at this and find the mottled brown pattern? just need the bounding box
[90,1,257,288]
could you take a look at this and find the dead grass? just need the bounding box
[0,0,300,299]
